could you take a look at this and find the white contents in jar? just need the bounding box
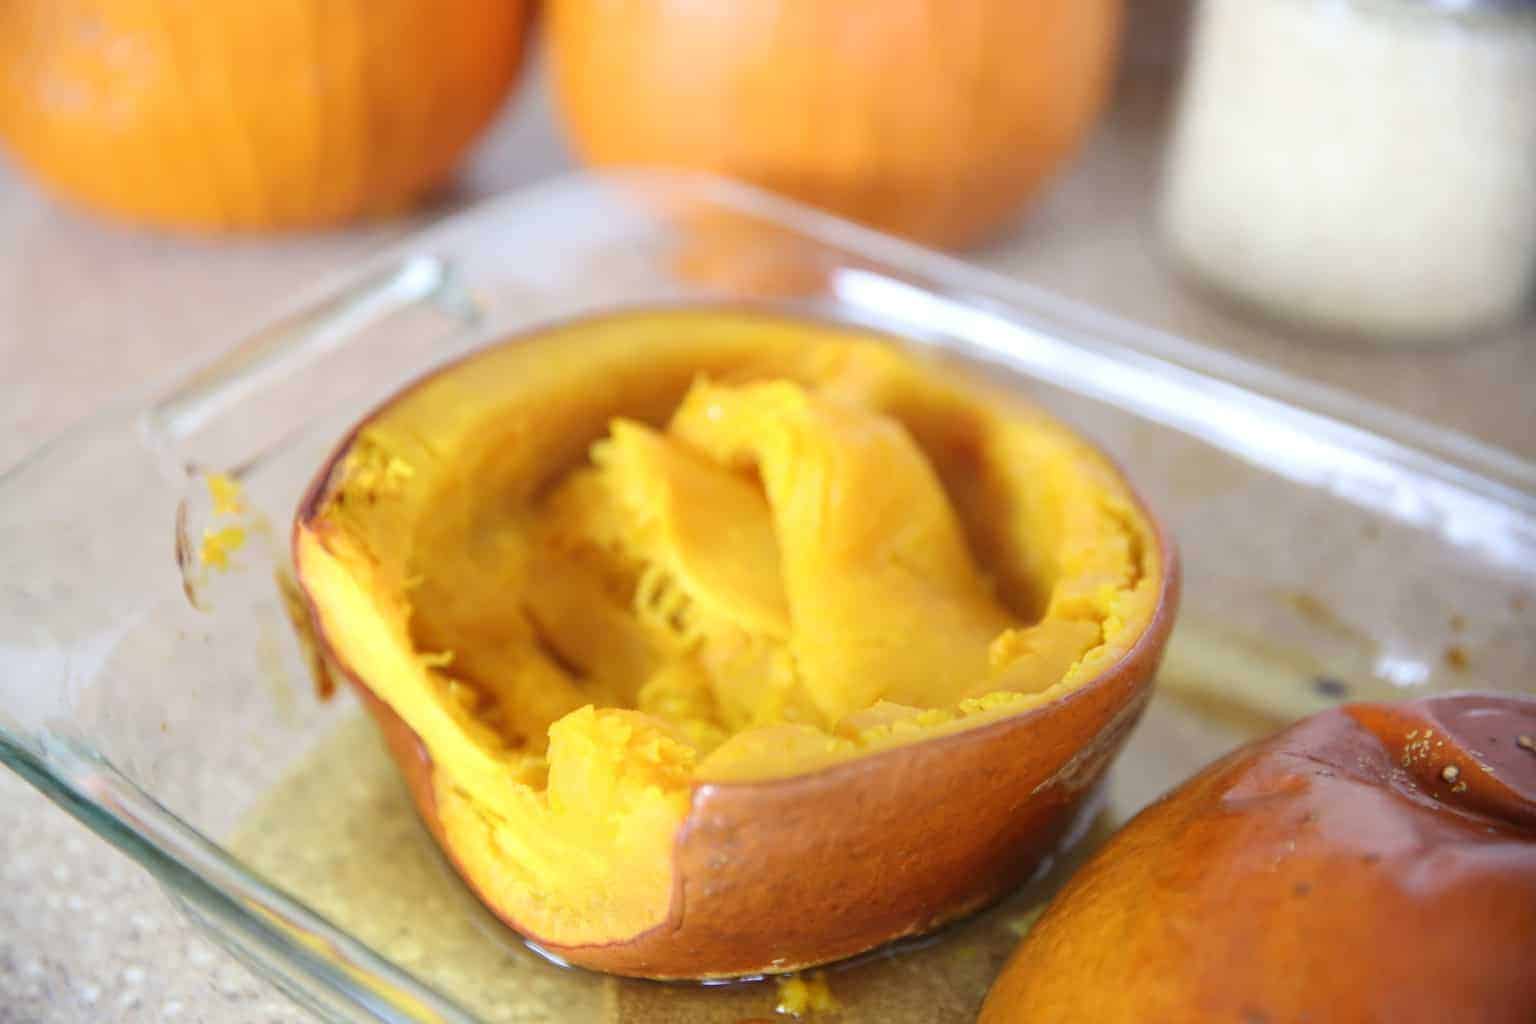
[1161,0,1536,343]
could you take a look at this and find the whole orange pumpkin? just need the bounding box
[549,0,1123,249]
[0,0,530,232]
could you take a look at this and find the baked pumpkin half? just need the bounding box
[292,308,1178,979]
[979,693,1536,1023]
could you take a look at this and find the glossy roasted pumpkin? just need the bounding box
[293,309,1177,978]
[0,0,528,231]
[981,693,1536,1024]
[549,0,1124,249]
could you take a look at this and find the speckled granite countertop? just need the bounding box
[3,49,1532,1024]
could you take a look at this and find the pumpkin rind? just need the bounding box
[294,308,1178,978]
[980,693,1536,1023]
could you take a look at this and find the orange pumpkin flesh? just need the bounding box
[0,1,528,232]
[980,693,1536,1024]
[292,309,1177,978]
[549,0,1124,250]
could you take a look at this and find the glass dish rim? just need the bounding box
[3,168,1534,1024]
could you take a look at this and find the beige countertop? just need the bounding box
[2,51,1532,1024]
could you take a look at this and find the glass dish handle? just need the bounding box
[0,253,473,748]
[149,255,471,444]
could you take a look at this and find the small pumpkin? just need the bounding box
[981,693,1536,1023]
[293,309,1177,979]
[0,0,529,232]
[549,0,1124,249]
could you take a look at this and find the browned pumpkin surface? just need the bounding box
[981,692,1536,1024]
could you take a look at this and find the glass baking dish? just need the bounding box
[2,171,1533,1024]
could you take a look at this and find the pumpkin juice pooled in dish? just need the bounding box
[293,310,1176,979]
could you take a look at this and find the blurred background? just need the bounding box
[0,0,1531,1020]
[0,0,1531,469]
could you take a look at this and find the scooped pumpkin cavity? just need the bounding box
[294,310,1161,955]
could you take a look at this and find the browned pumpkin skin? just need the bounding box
[332,566,1176,977]
[293,310,1180,978]
[980,693,1536,1024]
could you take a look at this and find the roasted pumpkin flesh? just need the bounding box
[294,310,1160,946]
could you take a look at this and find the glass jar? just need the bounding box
[1160,0,1536,345]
